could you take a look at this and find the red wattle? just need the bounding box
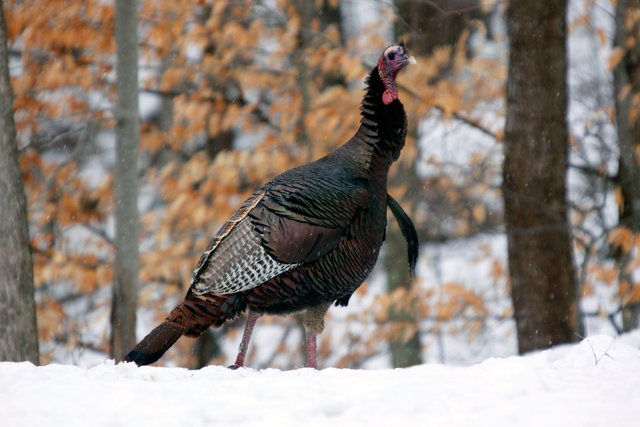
[382,90,394,105]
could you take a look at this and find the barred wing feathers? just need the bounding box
[191,191,297,295]
[190,169,370,296]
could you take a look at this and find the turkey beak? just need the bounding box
[400,54,416,68]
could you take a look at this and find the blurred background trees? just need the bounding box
[503,0,583,353]
[111,0,140,360]
[0,0,39,364]
[2,0,639,367]
[612,0,640,331]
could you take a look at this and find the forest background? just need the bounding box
[2,0,639,369]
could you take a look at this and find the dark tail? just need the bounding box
[123,292,246,366]
[123,321,183,365]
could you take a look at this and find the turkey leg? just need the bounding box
[228,311,262,369]
[303,302,332,369]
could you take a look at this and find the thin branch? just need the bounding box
[569,163,616,182]
[399,87,499,140]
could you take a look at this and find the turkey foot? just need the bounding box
[228,311,261,369]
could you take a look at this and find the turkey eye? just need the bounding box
[388,52,395,60]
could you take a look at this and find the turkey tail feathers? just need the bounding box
[123,293,247,366]
[123,322,183,366]
[387,194,419,276]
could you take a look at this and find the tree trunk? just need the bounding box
[503,0,583,354]
[293,0,313,162]
[0,0,39,364]
[385,224,422,367]
[612,0,640,331]
[111,0,140,360]
[192,331,221,369]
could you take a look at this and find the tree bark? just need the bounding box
[111,0,140,360]
[192,331,221,369]
[385,224,422,367]
[503,0,583,353]
[293,0,313,162]
[613,0,640,331]
[0,0,40,364]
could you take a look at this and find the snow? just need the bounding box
[16,0,638,406]
[2,335,639,427]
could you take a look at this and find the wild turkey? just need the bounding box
[124,44,417,368]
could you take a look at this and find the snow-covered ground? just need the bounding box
[2,334,639,427]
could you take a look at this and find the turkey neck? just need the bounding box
[335,65,408,181]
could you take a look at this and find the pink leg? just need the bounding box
[306,329,317,369]
[303,302,331,369]
[228,311,261,369]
